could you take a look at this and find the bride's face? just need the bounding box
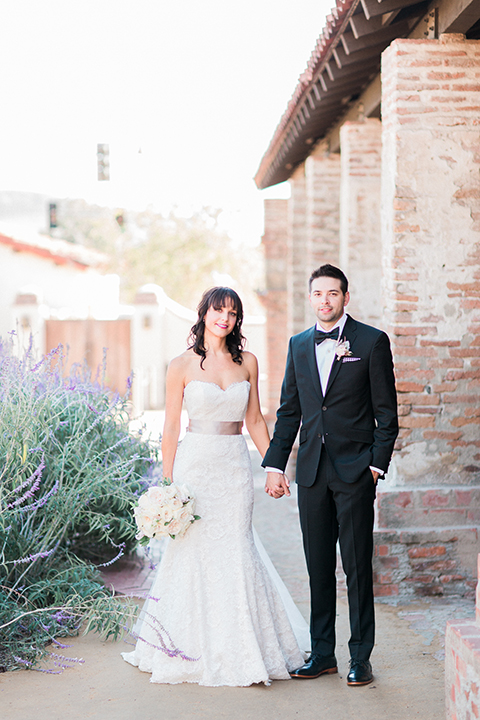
[204,301,237,340]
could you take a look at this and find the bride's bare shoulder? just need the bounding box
[242,351,258,368]
[242,351,259,379]
[168,349,198,377]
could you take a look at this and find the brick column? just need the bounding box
[288,165,308,336]
[261,199,289,423]
[305,142,341,322]
[445,554,480,719]
[339,118,383,326]
[374,35,480,599]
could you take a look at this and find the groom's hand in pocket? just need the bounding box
[265,472,291,499]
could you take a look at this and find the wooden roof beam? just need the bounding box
[349,13,388,38]
[326,73,382,152]
[324,56,379,82]
[361,0,420,19]
[332,41,385,67]
[341,19,410,53]
[320,62,379,92]
[325,60,339,81]
[437,0,480,34]
[312,82,322,100]
[318,74,328,92]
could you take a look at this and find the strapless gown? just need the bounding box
[122,380,307,686]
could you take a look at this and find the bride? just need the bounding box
[122,287,307,686]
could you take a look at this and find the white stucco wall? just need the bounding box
[0,241,119,352]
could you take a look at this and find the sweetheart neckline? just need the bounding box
[184,379,251,393]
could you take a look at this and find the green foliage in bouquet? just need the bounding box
[0,337,159,671]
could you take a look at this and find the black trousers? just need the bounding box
[297,451,376,661]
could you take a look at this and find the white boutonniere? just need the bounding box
[335,338,353,361]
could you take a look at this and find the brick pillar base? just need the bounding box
[445,554,480,719]
[373,528,477,599]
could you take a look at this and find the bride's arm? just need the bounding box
[161,357,186,479]
[243,352,270,458]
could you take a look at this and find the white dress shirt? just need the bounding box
[265,313,384,477]
[315,313,347,395]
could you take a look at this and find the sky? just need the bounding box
[0,0,334,245]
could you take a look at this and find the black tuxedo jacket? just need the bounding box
[262,315,398,486]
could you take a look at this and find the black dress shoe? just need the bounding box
[347,659,373,686]
[290,654,338,679]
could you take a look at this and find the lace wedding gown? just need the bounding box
[122,380,307,686]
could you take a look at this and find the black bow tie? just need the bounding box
[314,327,340,344]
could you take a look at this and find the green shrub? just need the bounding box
[0,337,159,670]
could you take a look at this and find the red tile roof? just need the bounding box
[0,230,106,271]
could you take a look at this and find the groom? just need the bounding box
[263,264,398,686]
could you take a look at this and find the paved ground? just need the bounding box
[0,446,475,720]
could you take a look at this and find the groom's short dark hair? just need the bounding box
[309,265,349,295]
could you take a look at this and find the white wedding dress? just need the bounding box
[122,380,308,686]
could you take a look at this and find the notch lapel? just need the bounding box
[324,315,358,397]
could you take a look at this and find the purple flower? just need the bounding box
[96,542,125,568]
[7,456,45,509]
[18,480,59,513]
[12,546,56,567]
[131,610,199,662]
[48,652,84,665]
[13,656,62,674]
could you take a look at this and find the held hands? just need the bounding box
[266,470,379,496]
[265,472,291,499]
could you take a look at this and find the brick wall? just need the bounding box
[374,529,478,599]
[305,142,341,269]
[382,34,480,484]
[339,118,383,327]
[288,166,309,336]
[377,34,480,598]
[305,142,341,322]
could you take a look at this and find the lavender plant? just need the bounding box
[0,337,159,671]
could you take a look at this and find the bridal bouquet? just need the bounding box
[134,479,199,544]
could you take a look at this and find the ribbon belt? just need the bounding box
[187,419,243,435]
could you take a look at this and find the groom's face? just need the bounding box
[309,276,349,330]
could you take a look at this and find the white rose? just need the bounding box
[167,518,183,536]
[159,500,176,523]
[147,486,166,504]
[170,496,183,510]
[163,485,177,500]
[183,498,196,515]
[141,518,156,537]
[176,484,193,503]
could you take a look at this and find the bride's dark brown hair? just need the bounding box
[189,287,245,368]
